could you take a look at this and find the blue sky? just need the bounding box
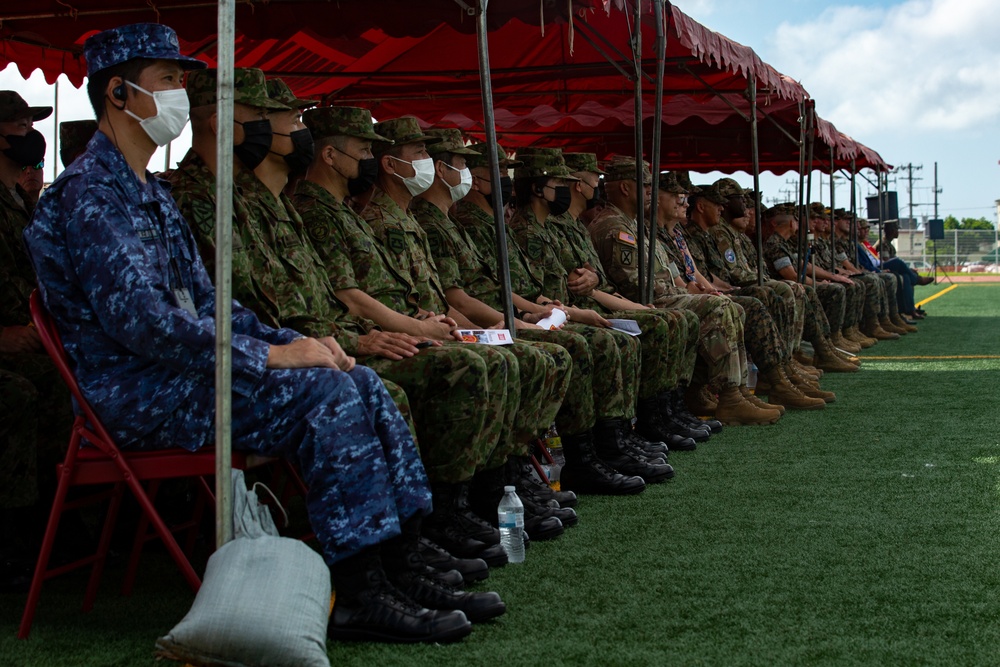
[3,0,997,225]
[680,0,1000,225]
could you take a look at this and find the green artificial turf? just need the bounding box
[3,284,998,666]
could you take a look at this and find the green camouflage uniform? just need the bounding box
[764,231,848,334]
[507,206,643,412]
[711,219,806,350]
[814,235,880,323]
[547,210,698,390]
[409,195,570,454]
[588,202,744,388]
[59,120,98,169]
[836,236,900,320]
[357,182,550,467]
[453,199,622,433]
[682,219,789,370]
[0,184,72,509]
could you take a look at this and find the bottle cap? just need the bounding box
[503,485,516,493]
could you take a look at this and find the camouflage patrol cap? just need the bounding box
[266,78,318,110]
[834,207,850,219]
[303,106,390,142]
[691,182,727,205]
[658,171,688,194]
[766,202,797,220]
[0,91,52,123]
[186,68,290,110]
[562,152,607,176]
[808,202,829,219]
[83,23,207,77]
[715,177,748,199]
[466,141,523,169]
[373,117,442,152]
[425,128,480,156]
[603,155,652,184]
[59,120,98,168]
[513,149,579,181]
[743,190,761,207]
[674,170,695,193]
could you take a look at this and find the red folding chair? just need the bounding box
[18,291,255,638]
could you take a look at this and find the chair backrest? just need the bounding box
[29,290,118,451]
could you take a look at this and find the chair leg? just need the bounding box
[18,445,78,639]
[122,473,201,593]
[83,482,125,611]
[121,480,160,597]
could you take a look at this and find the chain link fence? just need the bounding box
[866,227,1000,274]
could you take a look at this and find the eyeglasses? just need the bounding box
[21,161,43,171]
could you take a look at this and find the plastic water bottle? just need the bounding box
[746,362,758,394]
[541,423,565,490]
[497,486,525,563]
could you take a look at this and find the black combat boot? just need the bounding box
[507,457,579,529]
[560,429,646,495]
[593,419,675,483]
[329,545,473,643]
[671,387,723,434]
[637,394,706,446]
[422,482,504,564]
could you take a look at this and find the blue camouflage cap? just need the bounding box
[84,23,207,77]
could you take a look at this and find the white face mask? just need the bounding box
[391,156,435,196]
[124,81,190,146]
[442,163,473,202]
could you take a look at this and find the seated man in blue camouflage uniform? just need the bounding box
[23,23,472,645]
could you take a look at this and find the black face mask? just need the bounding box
[548,185,572,216]
[273,127,315,174]
[348,157,378,197]
[3,129,46,168]
[488,175,513,210]
[233,119,273,170]
[725,197,746,220]
[586,183,601,210]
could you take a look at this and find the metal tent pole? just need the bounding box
[850,160,858,265]
[214,0,235,547]
[829,153,836,273]
[477,0,517,337]
[645,0,666,303]
[800,103,816,278]
[748,77,763,286]
[630,0,646,299]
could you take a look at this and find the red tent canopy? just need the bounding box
[0,1,887,173]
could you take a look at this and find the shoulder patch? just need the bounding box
[305,217,331,245]
[426,228,443,257]
[618,242,635,267]
[386,227,406,255]
[189,198,216,237]
[724,248,737,263]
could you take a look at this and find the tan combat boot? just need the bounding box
[790,357,822,380]
[784,363,836,403]
[891,313,918,333]
[760,367,826,410]
[714,385,782,425]
[814,338,860,373]
[740,385,785,415]
[847,325,878,348]
[831,330,861,353]
[685,384,717,417]
[861,319,898,341]
[880,316,908,335]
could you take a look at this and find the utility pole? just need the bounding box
[933,162,940,222]
[893,162,923,228]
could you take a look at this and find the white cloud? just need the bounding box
[768,0,1000,134]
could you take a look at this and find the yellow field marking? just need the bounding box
[864,355,1000,360]
[915,284,958,307]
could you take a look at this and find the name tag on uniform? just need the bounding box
[173,287,198,317]
[667,261,680,279]
[137,228,160,242]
